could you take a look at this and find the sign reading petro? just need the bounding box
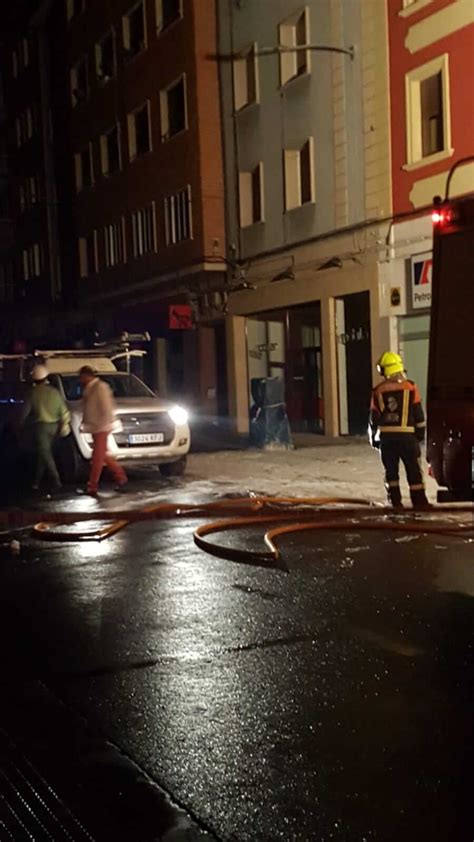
[411,252,432,310]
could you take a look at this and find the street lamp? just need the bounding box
[208,43,355,61]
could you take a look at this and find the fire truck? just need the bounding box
[427,158,474,501]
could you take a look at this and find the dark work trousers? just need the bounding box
[33,422,61,490]
[380,435,428,507]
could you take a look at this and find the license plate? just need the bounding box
[128,433,164,444]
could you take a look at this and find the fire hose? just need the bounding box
[1,497,471,569]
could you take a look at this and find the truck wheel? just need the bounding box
[55,436,87,484]
[159,457,187,477]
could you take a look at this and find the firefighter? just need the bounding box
[369,351,429,509]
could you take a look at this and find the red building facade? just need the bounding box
[384,0,474,405]
[388,0,474,213]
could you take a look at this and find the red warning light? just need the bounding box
[432,210,444,224]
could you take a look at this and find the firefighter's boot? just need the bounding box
[386,483,403,509]
[410,487,431,509]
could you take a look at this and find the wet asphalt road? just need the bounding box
[0,473,473,841]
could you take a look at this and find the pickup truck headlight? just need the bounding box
[168,405,189,426]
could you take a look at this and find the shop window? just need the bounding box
[104,219,126,267]
[66,0,84,23]
[164,186,192,245]
[279,7,310,86]
[96,30,115,81]
[75,144,93,191]
[123,2,146,60]
[239,163,264,227]
[160,75,186,141]
[127,101,151,159]
[284,138,315,211]
[79,232,98,277]
[233,44,258,111]
[156,0,182,33]
[405,54,451,167]
[132,204,156,256]
[70,56,88,106]
[100,124,121,176]
[22,243,42,280]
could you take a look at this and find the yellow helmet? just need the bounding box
[377,351,404,378]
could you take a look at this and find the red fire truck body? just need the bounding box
[427,163,474,501]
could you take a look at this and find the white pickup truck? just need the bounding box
[0,348,190,482]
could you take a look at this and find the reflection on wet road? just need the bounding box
[0,483,473,840]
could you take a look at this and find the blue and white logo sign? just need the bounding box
[411,252,432,310]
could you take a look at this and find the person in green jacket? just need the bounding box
[21,364,71,492]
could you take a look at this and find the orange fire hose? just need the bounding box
[22,496,474,569]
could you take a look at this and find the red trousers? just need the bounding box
[88,432,127,493]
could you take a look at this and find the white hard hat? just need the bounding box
[31,364,49,382]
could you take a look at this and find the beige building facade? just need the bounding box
[217,0,393,437]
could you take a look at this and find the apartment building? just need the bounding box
[0,0,76,347]
[65,0,227,408]
[385,0,474,406]
[217,0,393,437]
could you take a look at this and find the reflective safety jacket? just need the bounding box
[369,376,426,442]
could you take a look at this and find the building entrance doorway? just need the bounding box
[246,303,323,433]
[336,291,372,435]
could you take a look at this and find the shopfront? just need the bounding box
[398,250,432,407]
[246,303,324,433]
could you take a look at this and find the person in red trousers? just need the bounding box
[79,366,128,497]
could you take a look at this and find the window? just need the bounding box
[22,244,41,280]
[164,186,192,245]
[95,30,115,80]
[66,0,84,23]
[160,75,186,141]
[15,108,34,147]
[100,125,121,176]
[132,204,156,256]
[156,0,182,33]
[20,175,39,209]
[70,56,88,106]
[279,7,310,86]
[233,45,258,111]
[28,175,39,205]
[21,38,29,68]
[127,102,151,159]
[399,0,433,15]
[104,220,125,267]
[0,261,15,302]
[123,2,146,59]
[420,73,443,157]
[239,164,264,227]
[75,145,93,191]
[78,232,98,277]
[284,138,315,211]
[405,54,451,167]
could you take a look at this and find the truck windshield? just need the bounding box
[431,227,474,394]
[60,374,155,401]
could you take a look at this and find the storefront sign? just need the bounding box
[169,305,193,329]
[411,253,432,310]
[248,342,278,361]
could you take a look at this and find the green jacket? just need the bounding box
[22,383,71,425]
